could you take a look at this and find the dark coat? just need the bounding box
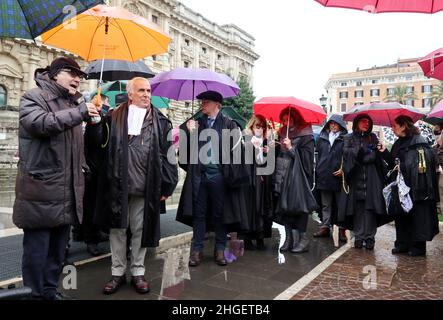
[175,111,250,232]
[273,125,316,228]
[383,134,440,241]
[13,70,89,229]
[315,114,348,191]
[88,103,178,247]
[242,136,273,238]
[337,115,390,229]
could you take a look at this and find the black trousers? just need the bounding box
[22,225,70,299]
[394,215,426,252]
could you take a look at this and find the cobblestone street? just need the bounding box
[292,224,443,300]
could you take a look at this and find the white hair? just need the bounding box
[126,77,149,94]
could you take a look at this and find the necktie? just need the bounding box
[207,118,215,128]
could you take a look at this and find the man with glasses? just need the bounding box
[13,57,99,300]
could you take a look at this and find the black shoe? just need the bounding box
[86,243,102,256]
[189,251,203,267]
[354,240,363,249]
[408,249,426,257]
[45,292,75,300]
[365,241,375,250]
[244,239,255,251]
[256,239,266,250]
[391,247,409,254]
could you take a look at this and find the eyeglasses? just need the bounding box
[254,124,264,129]
[60,68,84,79]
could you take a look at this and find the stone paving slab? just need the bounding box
[292,224,443,300]
[57,220,339,300]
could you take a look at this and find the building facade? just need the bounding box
[324,58,440,115]
[0,0,259,207]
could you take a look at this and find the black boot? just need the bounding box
[291,232,309,254]
[256,238,266,250]
[244,239,256,251]
[279,226,293,252]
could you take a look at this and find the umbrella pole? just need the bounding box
[286,107,291,138]
[191,80,195,114]
[96,17,109,106]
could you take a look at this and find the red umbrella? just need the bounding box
[428,99,443,118]
[418,47,443,81]
[343,102,425,126]
[315,0,443,13]
[253,96,326,125]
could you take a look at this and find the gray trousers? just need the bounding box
[320,190,341,228]
[110,196,147,277]
[353,200,377,242]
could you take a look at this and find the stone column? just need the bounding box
[210,48,216,71]
[27,47,41,90]
[194,41,200,68]
[175,32,182,69]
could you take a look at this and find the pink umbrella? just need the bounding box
[428,99,443,118]
[343,102,425,126]
[315,0,443,14]
[418,47,443,80]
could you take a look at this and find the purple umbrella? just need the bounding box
[150,68,240,112]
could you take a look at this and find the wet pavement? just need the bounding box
[58,220,338,300]
[291,224,443,300]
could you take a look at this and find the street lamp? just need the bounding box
[319,94,327,113]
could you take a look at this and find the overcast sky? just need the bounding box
[180,0,443,105]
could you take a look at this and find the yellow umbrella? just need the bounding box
[41,4,171,62]
[41,4,170,107]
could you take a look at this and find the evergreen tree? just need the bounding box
[224,77,256,120]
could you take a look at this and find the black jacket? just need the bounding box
[13,70,89,229]
[315,114,348,191]
[87,103,178,247]
[383,134,439,241]
[176,111,250,232]
[338,115,390,229]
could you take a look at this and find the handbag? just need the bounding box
[383,161,413,215]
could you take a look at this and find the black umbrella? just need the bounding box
[85,59,155,81]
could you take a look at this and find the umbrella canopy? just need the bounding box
[418,47,443,81]
[151,96,170,109]
[41,4,170,62]
[0,0,102,39]
[315,0,443,13]
[343,102,425,126]
[150,68,240,101]
[423,116,443,126]
[90,80,169,109]
[428,99,443,118]
[253,96,327,125]
[85,59,155,81]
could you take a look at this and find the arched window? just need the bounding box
[0,85,6,108]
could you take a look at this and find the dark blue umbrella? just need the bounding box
[0,0,103,39]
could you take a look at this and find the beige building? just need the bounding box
[0,0,258,156]
[0,0,258,125]
[324,58,440,115]
[0,0,259,209]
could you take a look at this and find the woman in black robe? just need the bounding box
[273,107,316,254]
[241,114,273,250]
[381,115,440,256]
